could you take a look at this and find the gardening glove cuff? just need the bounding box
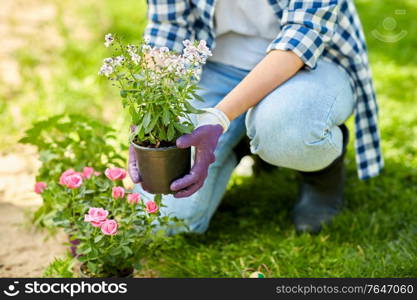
[197,108,230,133]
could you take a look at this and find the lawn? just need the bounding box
[1,0,417,277]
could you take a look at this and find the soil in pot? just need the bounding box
[132,140,191,195]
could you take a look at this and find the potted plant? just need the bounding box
[38,165,183,277]
[99,34,212,194]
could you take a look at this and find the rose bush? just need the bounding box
[34,182,47,194]
[105,167,127,181]
[39,165,182,277]
[25,115,183,277]
[20,114,126,230]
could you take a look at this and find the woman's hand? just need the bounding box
[170,124,223,198]
[129,107,229,196]
[127,125,222,195]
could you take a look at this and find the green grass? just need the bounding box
[2,0,417,277]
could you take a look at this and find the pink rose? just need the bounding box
[63,173,83,189]
[82,167,94,179]
[84,207,109,227]
[127,193,141,204]
[145,201,159,214]
[101,219,118,235]
[59,169,78,185]
[104,167,127,181]
[34,182,47,194]
[112,186,125,199]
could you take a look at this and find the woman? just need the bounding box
[129,0,383,234]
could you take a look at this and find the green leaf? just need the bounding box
[142,112,151,129]
[167,124,175,141]
[162,109,170,125]
[87,262,98,274]
[109,248,122,256]
[39,150,58,163]
[129,105,139,124]
[79,246,92,255]
[120,90,128,98]
[145,114,159,134]
[193,93,205,102]
[18,136,32,144]
[184,101,204,114]
[158,125,167,141]
[122,246,132,256]
[154,194,162,204]
[94,235,104,243]
[173,122,193,134]
[43,256,74,278]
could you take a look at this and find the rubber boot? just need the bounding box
[293,124,349,234]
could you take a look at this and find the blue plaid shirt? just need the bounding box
[144,0,383,179]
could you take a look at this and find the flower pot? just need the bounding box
[131,142,191,194]
[79,264,134,278]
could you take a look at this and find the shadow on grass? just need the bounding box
[192,151,417,241]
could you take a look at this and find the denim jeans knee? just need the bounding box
[246,60,354,172]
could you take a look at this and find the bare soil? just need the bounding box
[0,147,67,277]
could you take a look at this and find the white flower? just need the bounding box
[149,47,160,58]
[103,57,113,64]
[197,40,212,57]
[182,39,212,65]
[104,33,114,48]
[125,45,140,64]
[193,67,202,80]
[183,45,200,63]
[98,57,116,76]
[147,71,161,86]
[130,53,141,65]
[142,44,151,52]
[175,67,186,77]
[144,36,151,44]
[98,63,114,77]
[127,44,136,55]
[165,55,181,72]
[182,40,192,48]
[175,59,187,76]
[114,55,125,66]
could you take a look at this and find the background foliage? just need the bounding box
[19,114,126,181]
[1,0,417,277]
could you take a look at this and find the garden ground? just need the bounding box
[0,147,66,276]
[0,0,416,277]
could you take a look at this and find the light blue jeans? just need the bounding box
[134,59,355,234]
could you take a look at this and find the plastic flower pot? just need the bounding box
[131,142,191,194]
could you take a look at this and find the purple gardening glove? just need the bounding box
[170,124,223,198]
[128,125,141,184]
[128,144,141,183]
